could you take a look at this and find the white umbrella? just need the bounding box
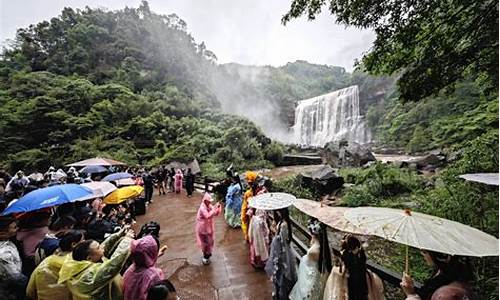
[293,199,366,235]
[248,192,296,210]
[458,173,499,186]
[344,207,499,272]
[80,182,117,200]
[115,178,136,186]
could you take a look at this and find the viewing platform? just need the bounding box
[136,191,272,300]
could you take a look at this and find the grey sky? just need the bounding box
[0,0,375,70]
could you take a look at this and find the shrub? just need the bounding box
[270,175,314,200]
[263,141,285,164]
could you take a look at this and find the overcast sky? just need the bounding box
[0,0,375,70]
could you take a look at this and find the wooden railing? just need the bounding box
[289,218,422,290]
[193,178,216,193]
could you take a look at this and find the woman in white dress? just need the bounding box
[290,219,332,300]
[323,234,385,300]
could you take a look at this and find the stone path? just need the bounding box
[136,190,272,300]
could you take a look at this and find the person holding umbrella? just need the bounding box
[323,234,385,300]
[343,207,498,300]
[400,251,474,300]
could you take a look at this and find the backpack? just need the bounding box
[137,221,161,239]
[34,237,60,265]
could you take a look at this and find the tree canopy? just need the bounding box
[0,2,282,177]
[282,0,498,102]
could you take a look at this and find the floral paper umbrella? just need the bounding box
[293,198,366,235]
[248,192,296,210]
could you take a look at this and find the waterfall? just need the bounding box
[292,85,370,147]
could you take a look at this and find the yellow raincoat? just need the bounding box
[241,171,258,241]
[241,188,253,241]
[58,230,132,300]
[26,251,71,300]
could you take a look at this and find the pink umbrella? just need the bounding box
[66,157,127,167]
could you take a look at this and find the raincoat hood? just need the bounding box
[123,237,164,300]
[245,171,257,183]
[58,257,92,284]
[202,193,214,203]
[130,235,159,268]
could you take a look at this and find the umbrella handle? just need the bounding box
[405,245,410,275]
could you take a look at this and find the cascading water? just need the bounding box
[292,85,370,147]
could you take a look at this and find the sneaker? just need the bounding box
[202,258,210,265]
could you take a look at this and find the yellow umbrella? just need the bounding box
[104,185,143,204]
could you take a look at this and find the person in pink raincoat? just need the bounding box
[123,235,168,300]
[174,169,183,194]
[195,193,222,265]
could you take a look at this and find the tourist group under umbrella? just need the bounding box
[2,184,93,215]
[104,185,144,205]
[291,198,499,275]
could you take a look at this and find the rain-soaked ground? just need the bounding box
[135,190,272,300]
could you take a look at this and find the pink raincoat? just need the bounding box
[174,169,183,193]
[195,193,221,255]
[123,236,164,300]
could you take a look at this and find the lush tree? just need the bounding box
[282,0,498,102]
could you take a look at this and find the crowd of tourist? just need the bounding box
[0,163,477,300]
[0,165,189,300]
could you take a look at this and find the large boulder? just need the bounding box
[321,140,376,167]
[300,165,344,196]
[406,153,445,169]
[280,154,322,166]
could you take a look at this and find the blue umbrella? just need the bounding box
[1,184,93,215]
[79,165,108,174]
[102,172,133,182]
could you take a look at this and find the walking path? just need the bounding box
[136,191,272,300]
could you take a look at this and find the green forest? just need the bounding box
[0,2,394,176]
[0,3,275,176]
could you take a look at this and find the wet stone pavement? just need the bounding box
[136,191,273,300]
